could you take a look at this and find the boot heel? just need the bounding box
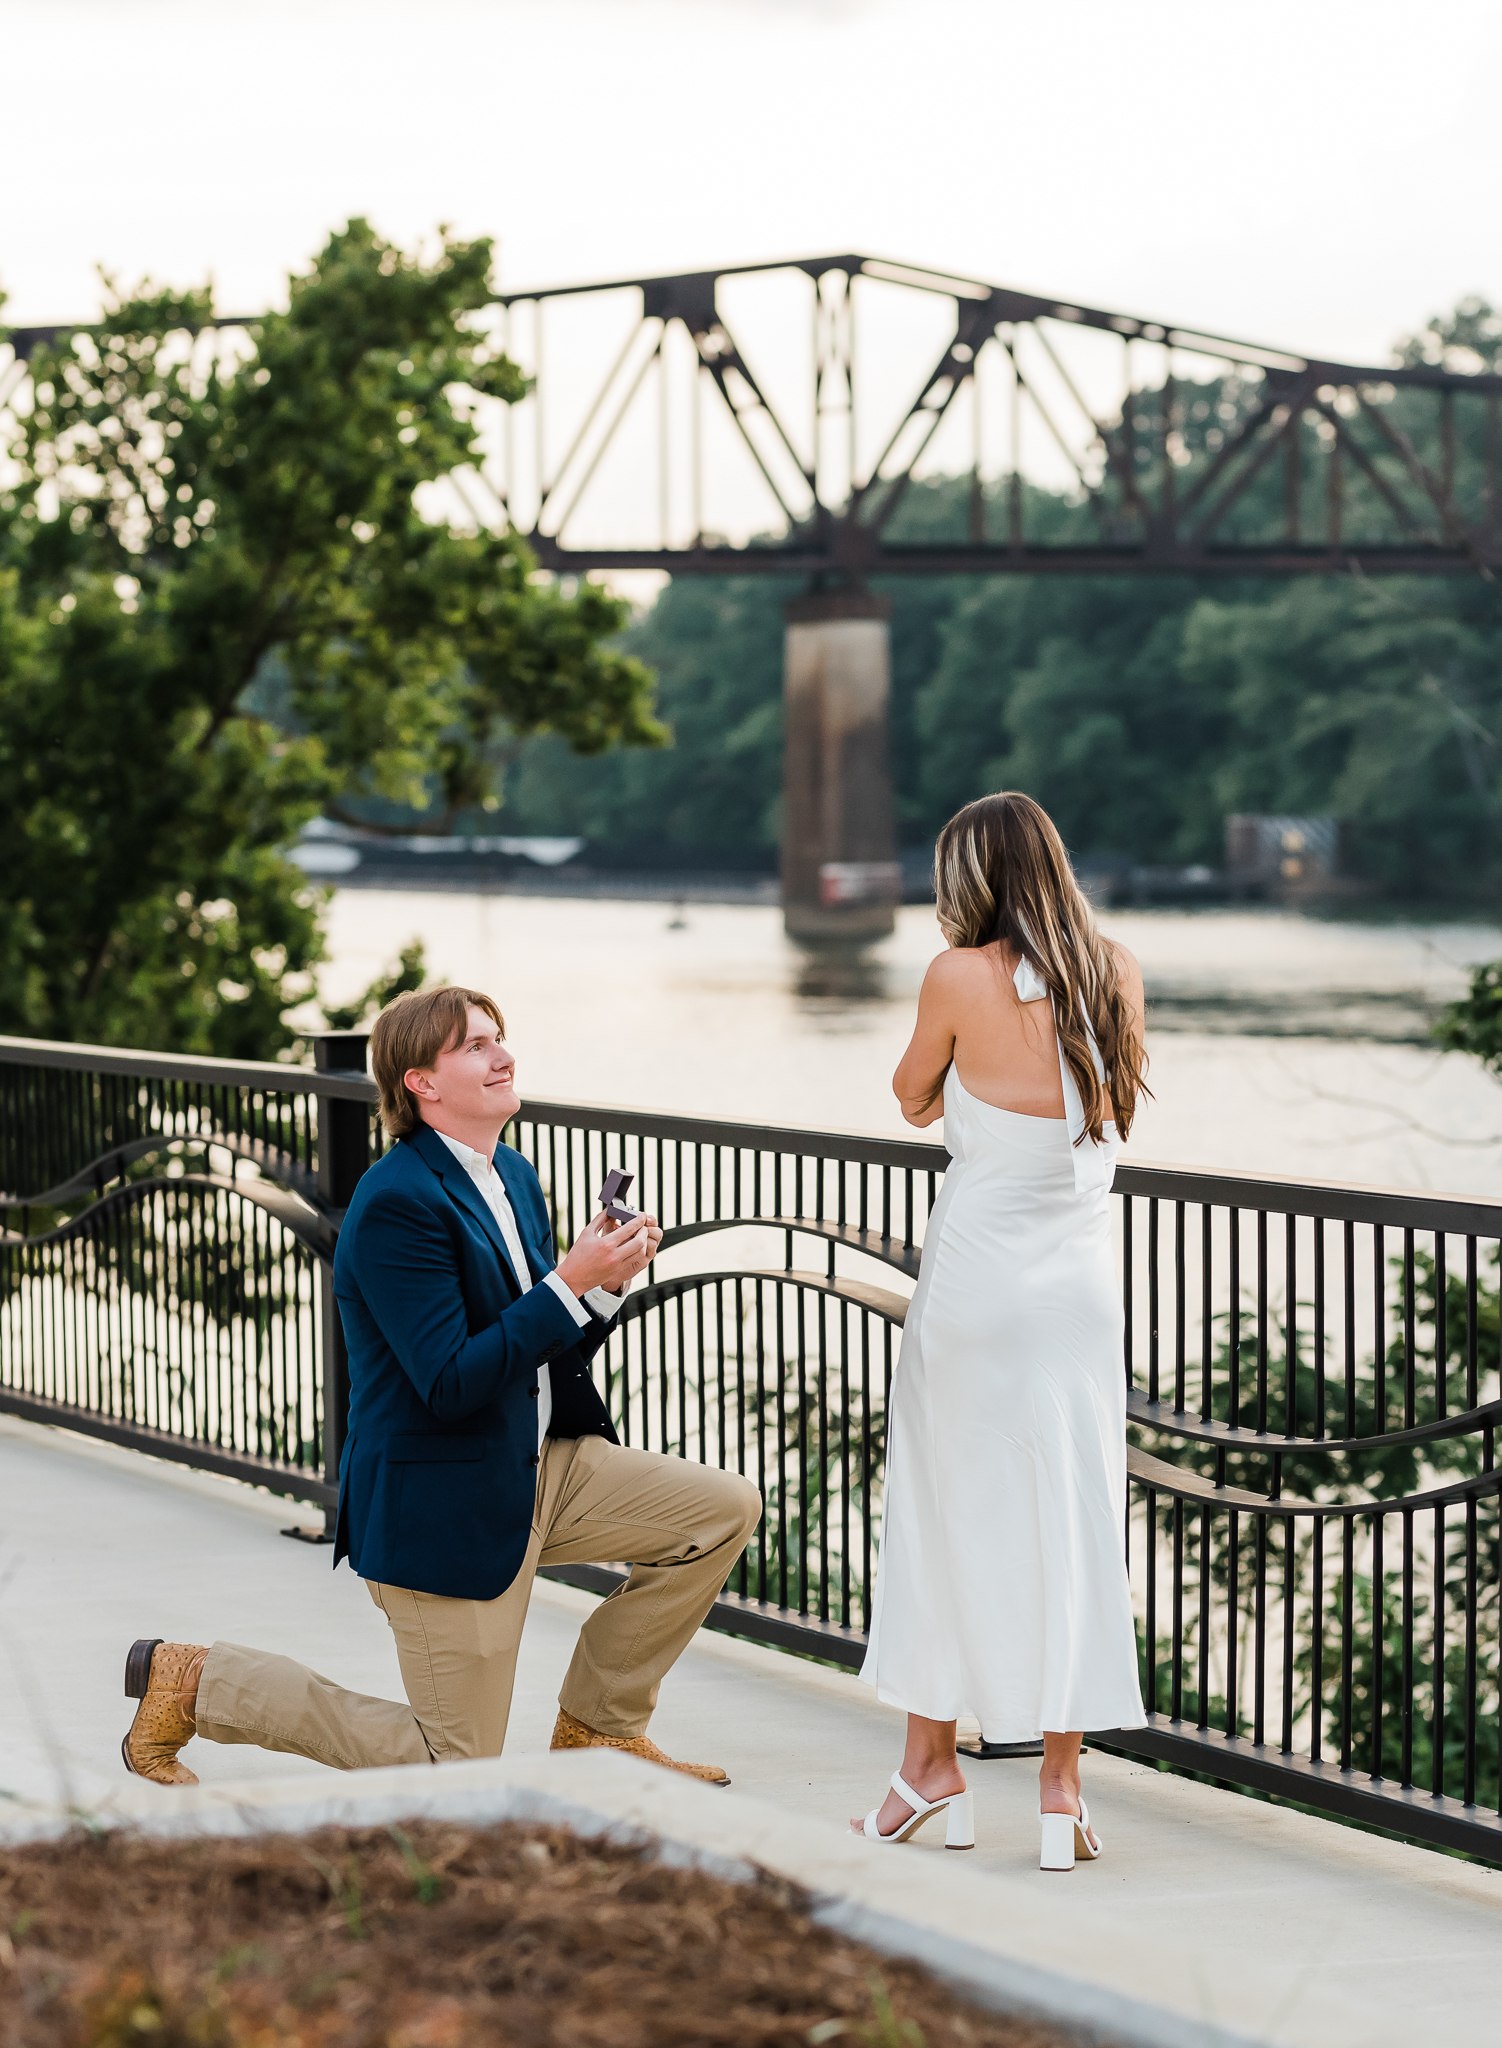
[944,1790,975,1850]
[1039,1811,1076,1871]
[124,1639,162,1699]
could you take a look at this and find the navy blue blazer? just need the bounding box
[331,1122,618,1600]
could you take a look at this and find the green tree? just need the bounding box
[1398,295,1502,374]
[1434,961,1502,1072]
[1181,579,1502,890]
[500,573,794,853]
[494,480,1006,857]
[0,220,663,1054]
[913,566,1234,858]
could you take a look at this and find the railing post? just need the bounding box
[285,1031,371,1542]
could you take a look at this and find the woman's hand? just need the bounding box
[555,1210,663,1296]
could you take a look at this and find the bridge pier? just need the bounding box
[780,589,900,945]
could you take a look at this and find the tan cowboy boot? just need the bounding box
[550,1706,730,1786]
[122,1639,209,1786]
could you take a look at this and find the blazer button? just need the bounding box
[528,1453,540,1468]
[529,1384,539,1398]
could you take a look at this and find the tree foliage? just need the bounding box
[0,221,663,1053]
[1433,961,1502,1073]
[498,574,796,853]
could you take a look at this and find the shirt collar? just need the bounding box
[433,1128,494,1179]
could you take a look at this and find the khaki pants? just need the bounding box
[194,1437,762,1770]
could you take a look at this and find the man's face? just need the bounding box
[410,1005,520,1134]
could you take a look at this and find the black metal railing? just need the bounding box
[0,1031,375,1502]
[1,1032,1498,1861]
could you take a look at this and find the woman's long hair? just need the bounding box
[933,792,1148,1143]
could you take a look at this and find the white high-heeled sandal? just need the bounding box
[1039,1796,1102,1871]
[861,1770,975,1849]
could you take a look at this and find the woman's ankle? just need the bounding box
[902,1755,966,1798]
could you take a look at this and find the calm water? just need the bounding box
[319,892,1502,1197]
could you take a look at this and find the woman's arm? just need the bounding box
[893,952,961,1127]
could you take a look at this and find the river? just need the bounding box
[318,890,1502,1198]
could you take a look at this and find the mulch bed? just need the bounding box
[0,1820,1091,2048]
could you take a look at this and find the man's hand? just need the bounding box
[555,1209,663,1297]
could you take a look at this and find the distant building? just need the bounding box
[1225,815,1339,894]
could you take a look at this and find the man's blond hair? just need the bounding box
[369,986,505,1139]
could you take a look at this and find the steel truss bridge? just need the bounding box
[478,255,1502,582]
[8,253,1502,582]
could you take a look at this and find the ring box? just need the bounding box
[598,1168,639,1223]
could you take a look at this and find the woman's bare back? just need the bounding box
[893,938,1143,1129]
[949,943,1066,1118]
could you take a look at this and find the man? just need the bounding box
[120,984,761,1787]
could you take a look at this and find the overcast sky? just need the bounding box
[3,0,1498,366]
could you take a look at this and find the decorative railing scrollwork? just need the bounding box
[657,1215,923,1282]
[0,1172,335,1262]
[0,1132,325,1216]
[0,1034,370,1504]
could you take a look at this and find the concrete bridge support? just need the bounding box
[780,589,900,945]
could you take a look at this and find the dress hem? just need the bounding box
[868,1676,1147,1741]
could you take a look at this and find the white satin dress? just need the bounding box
[860,960,1147,1740]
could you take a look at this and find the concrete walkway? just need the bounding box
[3,1415,1499,2046]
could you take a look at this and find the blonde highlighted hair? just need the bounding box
[934,792,1147,1142]
[369,985,506,1139]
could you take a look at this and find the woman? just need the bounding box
[854,792,1148,1871]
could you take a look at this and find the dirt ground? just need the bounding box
[0,1820,1096,2048]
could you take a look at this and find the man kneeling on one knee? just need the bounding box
[122,984,763,1786]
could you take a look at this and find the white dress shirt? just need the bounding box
[434,1130,627,1451]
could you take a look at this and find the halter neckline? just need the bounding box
[1006,954,1113,1193]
